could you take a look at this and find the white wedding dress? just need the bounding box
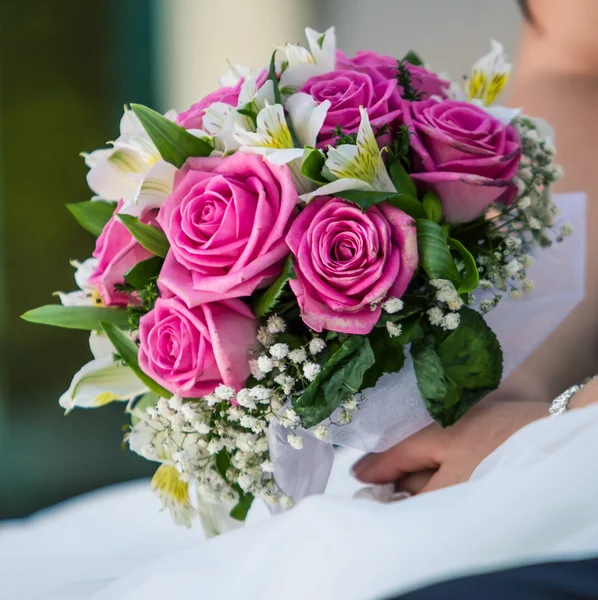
[2,403,598,600]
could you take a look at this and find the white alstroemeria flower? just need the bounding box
[301,106,396,203]
[54,258,101,307]
[236,98,329,193]
[446,40,520,125]
[279,27,336,93]
[465,40,511,106]
[86,107,177,217]
[151,464,196,528]
[218,62,256,87]
[201,71,276,155]
[59,331,147,412]
[236,96,329,161]
[129,414,202,528]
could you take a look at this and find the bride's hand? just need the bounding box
[351,399,550,495]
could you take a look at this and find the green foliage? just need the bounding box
[130,104,212,169]
[101,321,172,398]
[230,491,254,521]
[389,160,417,197]
[402,50,424,67]
[396,60,424,101]
[448,238,479,294]
[252,256,296,317]
[294,337,375,427]
[117,214,169,258]
[422,191,442,223]
[387,125,413,168]
[335,190,398,212]
[416,219,461,281]
[21,305,129,331]
[66,200,116,237]
[115,279,160,331]
[123,256,163,290]
[411,307,503,427]
[361,328,405,390]
[268,51,282,105]
[386,194,426,219]
[332,125,358,146]
[300,147,328,185]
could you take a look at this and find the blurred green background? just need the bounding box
[0,0,157,519]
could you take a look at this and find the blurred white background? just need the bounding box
[154,0,522,112]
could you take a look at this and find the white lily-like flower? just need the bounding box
[300,106,396,203]
[201,71,276,155]
[465,40,511,106]
[279,27,336,94]
[235,96,330,193]
[129,413,201,527]
[447,40,520,125]
[54,258,101,307]
[85,107,177,217]
[151,464,196,528]
[59,331,147,412]
[218,62,256,87]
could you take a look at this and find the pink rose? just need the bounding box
[336,50,449,100]
[138,297,258,397]
[406,99,521,224]
[157,153,298,306]
[286,197,418,335]
[300,66,403,148]
[89,202,154,307]
[177,84,242,131]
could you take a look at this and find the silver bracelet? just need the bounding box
[549,385,581,416]
[549,376,597,416]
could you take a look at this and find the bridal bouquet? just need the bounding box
[24,28,575,532]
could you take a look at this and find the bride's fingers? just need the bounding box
[418,464,471,494]
[395,469,436,495]
[351,426,444,484]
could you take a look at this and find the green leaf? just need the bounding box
[448,238,479,294]
[386,194,426,219]
[230,491,254,521]
[215,450,231,479]
[389,160,417,198]
[252,255,296,317]
[268,51,282,105]
[402,50,424,67]
[117,214,169,258]
[21,305,129,330]
[124,256,163,290]
[101,321,172,398]
[66,200,116,237]
[300,147,327,185]
[130,103,212,169]
[335,190,398,212]
[411,307,503,427]
[294,337,372,427]
[237,107,258,127]
[129,392,159,425]
[422,191,442,223]
[361,328,405,390]
[416,219,460,282]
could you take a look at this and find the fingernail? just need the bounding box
[351,454,372,479]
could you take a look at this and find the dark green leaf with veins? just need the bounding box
[411,307,503,427]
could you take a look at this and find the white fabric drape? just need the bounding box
[3,404,597,600]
